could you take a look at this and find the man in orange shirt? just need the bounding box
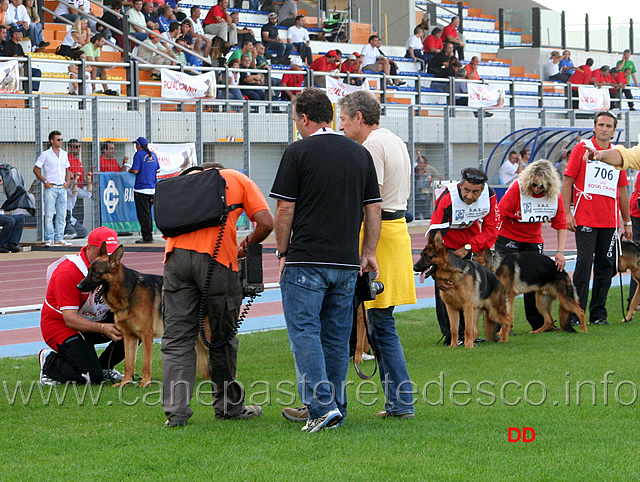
[161,163,273,427]
[463,56,480,80]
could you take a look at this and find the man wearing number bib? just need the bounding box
[429,168,498,344]
[562,111,632,326]
[497,160,567,331]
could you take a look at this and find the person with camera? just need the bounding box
[271,88,382,433]
[161,162,273,427]
[428,168,498,345]
[338,90,416,419]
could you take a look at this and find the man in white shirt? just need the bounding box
[286,14,311,65]
[54,0,80,24]
[33,131,71,247]
[187,6,211,58]
[127,0,149,43]
[498,150,525,185]
[361,34,403,85]
[7,0,46,50]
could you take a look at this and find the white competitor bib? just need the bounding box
[519,192,558,223]
[583,138,618,198]
[45,254,110,322]
[449,184,490,228]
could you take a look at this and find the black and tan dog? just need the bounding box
[474,250,587,333]
[414,231,512,348]
[77,242,210,387]
[618,239,640,323]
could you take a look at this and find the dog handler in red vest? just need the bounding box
[38,227,124,385]
[427,168,498,345]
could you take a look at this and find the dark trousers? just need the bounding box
[134,191,154,241]
[573,226,616,322]
[495,235,544,330]
[293,42,313,65]
[162,248,246,423]
[43,331,125,384]
[0,213,25,248]
[628,216,640,306]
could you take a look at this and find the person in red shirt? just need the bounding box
[38,226,125,385]
[442,16,464,59]
[497,160,567,330]
[310,49,339,72]
[463,56,480,80]
[591,65,613,87]
[340,52,363,85]
[66,138,85,187]
[99,141,129,172]
[202,0,237,46]
[568,58,593,86]
[610,67,635,111]
[562,111,632,326]
[281,56,305,100]
[423,27,443,54]
[627,172,640,308]
[427,167,497,345]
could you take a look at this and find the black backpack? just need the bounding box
[155,166,242,238]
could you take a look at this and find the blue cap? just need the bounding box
[133,137,148,148]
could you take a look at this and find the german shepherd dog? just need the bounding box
[618,239,640,323]
[77,242,210,387]
[474,250,587,333]
[414,231,512,348]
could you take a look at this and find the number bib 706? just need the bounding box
[584,160,619,198]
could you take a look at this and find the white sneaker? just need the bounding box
[102,368,124,383]
[55,240,72,246]
[38,348,58,385]
[44,240,53,247]
[301,408,342,433]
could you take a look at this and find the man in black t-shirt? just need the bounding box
[5,27,40,91]
[427,41,456,78]
[270,88,382,433]
[261,12,293,60]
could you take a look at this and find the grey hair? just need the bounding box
[337,90,381,126]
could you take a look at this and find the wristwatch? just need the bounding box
[464,244,472,252]
[276,250,288,259]
[624,221,632,226]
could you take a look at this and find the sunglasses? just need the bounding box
[54,138,63,141]
[70,144,81,148]
[462,172,487,182]
[531,182,546,190]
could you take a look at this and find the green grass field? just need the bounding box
[2,291,639,480]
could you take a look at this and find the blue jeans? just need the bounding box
[0,214,25,248]
[368,306,415,414]
[43,185,67,242]
[266,42,294,59]
[280,265,357,420]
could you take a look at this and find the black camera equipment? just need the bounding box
[239,243,265,297]
[355,271,384,301]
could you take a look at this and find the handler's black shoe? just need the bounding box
[590,319,610,325]
[164,419,187,428]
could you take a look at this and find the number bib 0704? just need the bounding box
[584,160,619,198]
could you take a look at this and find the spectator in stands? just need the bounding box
[234,0,259,9]
[101,0,124,46]
[341,52,363,85]
[81,34,118,96]
[280,56,304,100]
[569,58,593,86]
[99,141,129,172]
[591,65,613,87]
[127,0,150,43]
[616,49,638,87]
[427,41,455,78]
[0,26,6,56]
[239,52,265,100]
[253,41,269,69]
[65,138,84,188]
[64,170,91,239]
[24,0,48,50]
[157,5,174,33]
[225,57,244,100]
[361,34,403,86]
[7,0,46,51]
[67,50,93,94]
[210,35,231,68]
[54,0,80,24]
[138,30,177,80]
[610,66,635,111]
[559,50,575,76]
[143,1,160,31]
[4,26,41,90]
[287,14,312,66]
[310,49,339,88]
[0,177,25,253]
[171,36,188,66]
[56,17,90,58]
[0,0,9,28]
[179,21,204,67]
[228,38,255,66]
[443,15,464,60]
[404,26,429,71]
[464,55,480,80]
[261,12,292,62]
[187,6,212,58]
[499,150,525,186]
[423,27,443,55]
[231,11,256,47]
[548,51,570,82]
[520,148,530,164]
[261,0,285,14]
[162,20,180,42]
[203,0,238,47]
[278,0,297,28]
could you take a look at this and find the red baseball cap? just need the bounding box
[88,226,119,254]
[327,50,339,57]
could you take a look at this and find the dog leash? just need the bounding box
[353,303,377,380]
